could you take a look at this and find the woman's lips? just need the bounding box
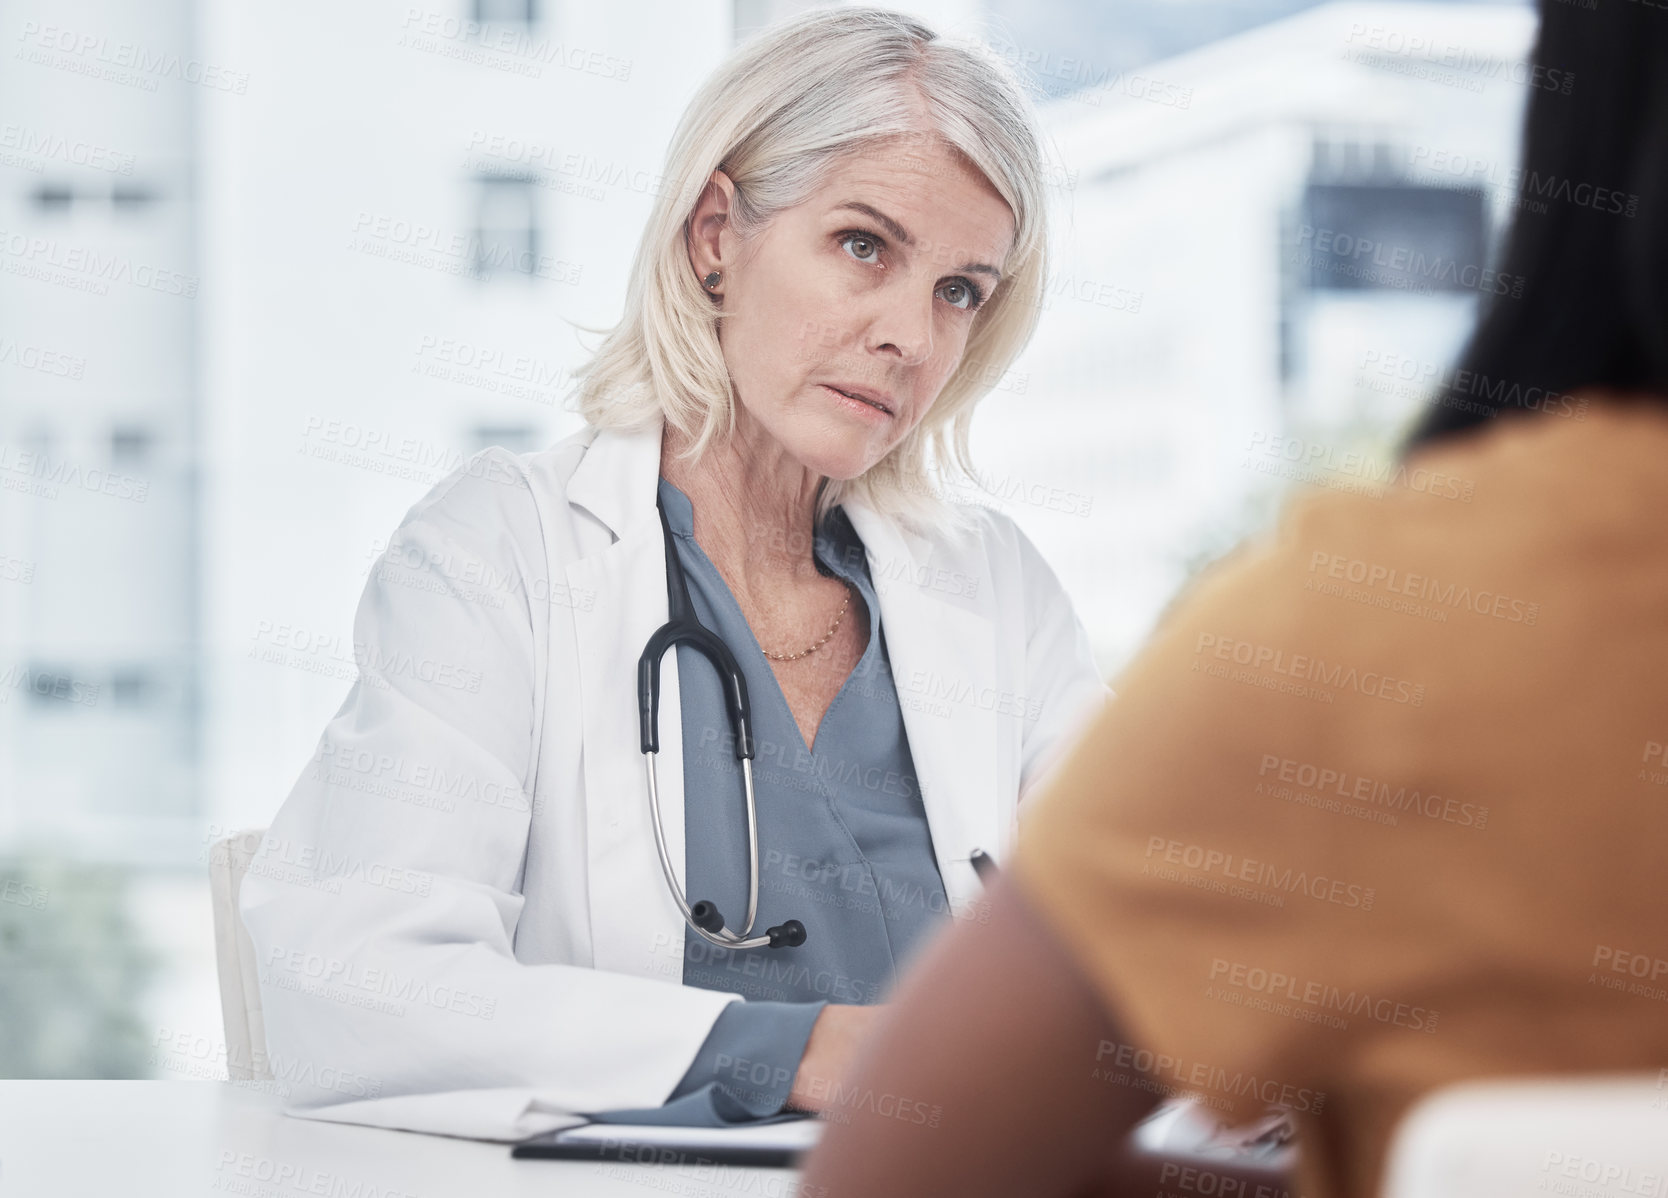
[820,383,894,418]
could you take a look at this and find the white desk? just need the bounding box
[0,1081,802,1197]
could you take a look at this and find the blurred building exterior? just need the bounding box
[0,0,203,864]
[975,2,1535,671]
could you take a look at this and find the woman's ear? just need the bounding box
[686,169,737,283]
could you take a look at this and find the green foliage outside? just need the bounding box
[0,856,160,1078]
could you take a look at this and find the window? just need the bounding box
[24,666,92,709]
[468,424,539,454]
[472,0,538,26]
[110,426,153,467]
[733,0,822,43]
[111,669,154,708]
[110,184,157,210]
[1299,182,1487,294]
[30,183,75,212]
[471,175,541,280]
[28,182,158,213]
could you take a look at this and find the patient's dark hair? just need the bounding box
[1401,0,1668,453]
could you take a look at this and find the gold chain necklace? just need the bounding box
[760,581,854,662]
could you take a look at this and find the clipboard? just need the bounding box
[510,1114,823,1168]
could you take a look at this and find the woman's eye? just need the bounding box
[939,280,979,311]
[839,232,880,263]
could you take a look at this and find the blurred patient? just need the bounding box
[799,3,1668,1196]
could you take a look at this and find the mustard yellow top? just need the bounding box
[1010,398,1668,1198]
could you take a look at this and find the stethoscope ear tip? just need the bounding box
[767,920,807,949]
[690,900,727,934]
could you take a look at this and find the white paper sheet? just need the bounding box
[551,1117,823,1154]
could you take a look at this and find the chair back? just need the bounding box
[1381,1075,1668,1198]
[208,828,274,1082]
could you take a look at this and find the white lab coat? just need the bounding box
[239,417,1110,1141]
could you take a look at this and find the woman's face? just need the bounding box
[688,136,1017,481]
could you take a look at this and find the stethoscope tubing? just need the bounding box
[637,494,805,951]
[643,751,773,947]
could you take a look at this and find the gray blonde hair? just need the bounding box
[569,5,1052,541]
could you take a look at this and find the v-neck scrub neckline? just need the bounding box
[662,478,949,966]
[657,478,876,757]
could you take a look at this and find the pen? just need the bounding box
[968,848,998,883]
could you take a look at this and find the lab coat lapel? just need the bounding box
[565,423,690,982]
[843,500,1003,920]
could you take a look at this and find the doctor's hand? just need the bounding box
[785,1003,889,1114]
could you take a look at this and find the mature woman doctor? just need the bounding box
[240,5,1109,1140]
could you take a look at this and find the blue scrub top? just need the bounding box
[585,475,952,1126]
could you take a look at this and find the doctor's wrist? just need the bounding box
[786,1003,887,1114]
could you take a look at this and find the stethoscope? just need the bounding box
[636,494,808,951]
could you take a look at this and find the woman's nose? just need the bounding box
[871,288,935,365]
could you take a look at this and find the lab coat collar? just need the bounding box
[562,416,936,564]
[563,419,659,542]
[563,419,1000,985]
